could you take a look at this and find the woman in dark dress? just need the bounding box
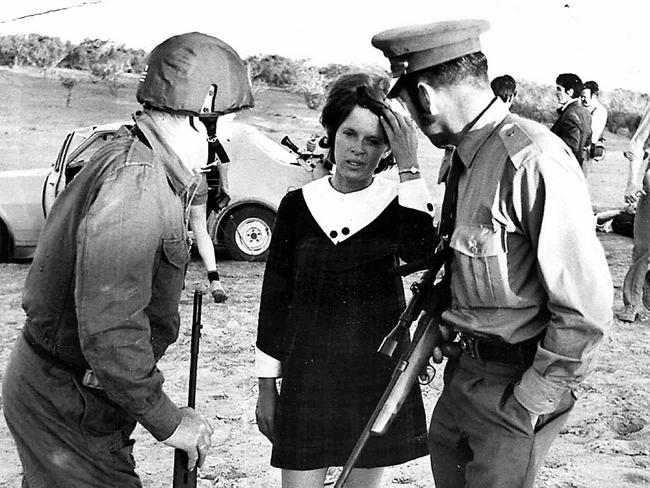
[255,73,437,488]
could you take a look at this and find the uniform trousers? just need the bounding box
[429,352,575,488]
[2,334,142,488]
[622,172,650,311]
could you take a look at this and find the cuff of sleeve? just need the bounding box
[137,391,183,441]
[397,178,435,216]
[629,142,644,160]
[514,367,569,415]
[255,348,282,378]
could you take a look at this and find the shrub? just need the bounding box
[4,32,650,129]
[245,54,304,88]
[293,65,328,110]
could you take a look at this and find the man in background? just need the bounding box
[581,80,608,145]
[189,171,228,303]
[581,80,609,171]
[373,19,612,488]
[551,72,592,169]
[2,32,253,487]
[490,74,517,108]
[618,102,650,322]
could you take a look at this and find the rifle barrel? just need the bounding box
[172,290,202,488]
[334,271,447,488]
[187,290,202,407]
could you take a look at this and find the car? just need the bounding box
[0,167,49,260]
[1,119,324,262]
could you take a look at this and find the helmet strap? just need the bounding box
[201,84,218,116]
[202,117,230,165]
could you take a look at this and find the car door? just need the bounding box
[42,129,118,217]
[42,131,75,217]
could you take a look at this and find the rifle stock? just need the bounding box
[334,268,450,488]
[173,290,203,488]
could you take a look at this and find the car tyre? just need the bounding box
[0,220,8,261]
[223,206,275,262]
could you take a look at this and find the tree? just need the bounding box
[60,76,78,107]
[0,34,69,69]
[105,74,126,98]
[245,54,304,88]
[58,38,145,74]
[293,65,327,110]
[318,63,356,81]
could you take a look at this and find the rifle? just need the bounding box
[280,135,328,172]
[172,290,203,488]
[334,253,451,488]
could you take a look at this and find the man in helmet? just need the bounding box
[2,32,253,487]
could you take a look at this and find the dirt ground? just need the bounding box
[0,232,648,488]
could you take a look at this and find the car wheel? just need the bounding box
[223,207,275,262]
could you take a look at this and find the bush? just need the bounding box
[510,79,558,125]
[318,63,357,81]
[245,54,304,88]
[4,32,649,127]
[293,65,328,110]
[0,34,70,68]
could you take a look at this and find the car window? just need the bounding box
[53,133,73,172]
[66,131,116,170]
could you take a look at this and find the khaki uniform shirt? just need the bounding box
[22,111,196,440]
[443,99,613,415]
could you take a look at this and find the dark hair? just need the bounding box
[410,52,489,89]
[490,74,517,102]
[320,72,395,172]
[583,80,599,95]
[556,73,583,97]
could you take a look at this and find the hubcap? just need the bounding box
[234,217,272,255]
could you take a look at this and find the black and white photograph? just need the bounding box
[0,1,648,486]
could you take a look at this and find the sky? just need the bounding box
[1,0,648,93]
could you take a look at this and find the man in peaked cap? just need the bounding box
[373,20,612,487]
[2,33,253,487]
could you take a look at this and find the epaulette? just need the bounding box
[498,121,541,170]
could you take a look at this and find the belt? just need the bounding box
[457,331,540,365]
[22,329,103,390]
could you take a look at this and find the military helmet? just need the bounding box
[136,32,254,117]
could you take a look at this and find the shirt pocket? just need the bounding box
[162,238,190,269]
[153,238,190,309]
[450,224,509,306]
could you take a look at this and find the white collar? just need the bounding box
[302,176,396,244]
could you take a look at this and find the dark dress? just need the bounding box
[257,176,436,470]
